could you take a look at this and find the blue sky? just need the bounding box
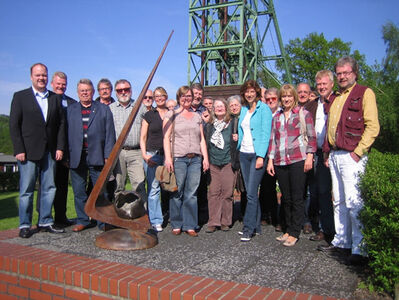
[0,0,398,115]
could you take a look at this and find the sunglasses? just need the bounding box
[116,88,131,94]
[144,96,153,100]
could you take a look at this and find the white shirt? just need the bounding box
[315,99,327,149]
[32,86,48,122]
[240,111,255,153]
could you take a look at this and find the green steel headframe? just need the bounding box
[188,0,292,87]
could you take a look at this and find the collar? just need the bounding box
[336,82,356,96]
[32,86,49,98]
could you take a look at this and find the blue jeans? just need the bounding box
[18,152,56,228]
[239,152,266,235]
[143,151,164,226]
[170,155,201,231]
[70,153,103,226]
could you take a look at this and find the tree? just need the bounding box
[275,32,371,86]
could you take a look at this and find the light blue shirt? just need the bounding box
[32,86,49,122]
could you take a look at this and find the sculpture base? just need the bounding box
[95,228,158,251]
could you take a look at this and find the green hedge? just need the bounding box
[359,149,399,296]
[0,171,19,191]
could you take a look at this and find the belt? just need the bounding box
[122,146,140,150]
[185,153,198,158]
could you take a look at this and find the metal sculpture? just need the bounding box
[84,31,174,250]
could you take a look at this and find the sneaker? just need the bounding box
[153,224,163,232]
[238,231,243,235]
[240,234,251,242]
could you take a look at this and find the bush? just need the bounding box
[0,171,19,191]
[359,149,399,296]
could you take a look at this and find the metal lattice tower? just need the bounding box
[188,0,291,87]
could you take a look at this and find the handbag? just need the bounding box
[155,165,178,192]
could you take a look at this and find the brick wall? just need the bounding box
[0,229,338,299]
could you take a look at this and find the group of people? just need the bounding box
[10,55,379,266]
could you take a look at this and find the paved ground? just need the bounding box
[8,219,367,299]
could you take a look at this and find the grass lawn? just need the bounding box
[0,186,77,231]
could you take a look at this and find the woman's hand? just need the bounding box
[143,154,157,167]
[255,157,264,169]
[202,158,209,172]
[164,157,174,173]
[266,158,275,176]
[232,133,238,141]
[304,153,314,172]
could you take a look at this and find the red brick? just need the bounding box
[181,278,214,298]
[171,279,200,300]
[219,284,249,299]
[129,281,139,299]
[30,289,52,300]
[251,287,272,299]
[54,296,67,300]
[20,278,41,290]
[0,294,18,300]
[214,281,237,294]
[8,285,29,298]
[0,272,18,284]
[160,283,179,300]
[0,282,6,292]
[73,271,82,287]
[41,282,64,296]
[139,283,149,300]
[309,296,324,300]
[3,257,10,272]
[0,256,4,270]
[18,259,25,275]
[295,295,310,300]
[241,285,261,297]
[33,262,41,278]
[265,289,284,300]
[191,281,223,299]
[279,290,297,300]
[100,276,109,294]
[56,266,64,283]
[41,264,49,280]
[10,258,18,273]
[91,274,100,291]
[65,288,90,300]
[109,278,118,296]
[26,261,33,276]
[81,272,90,289]
[65,270,73,285]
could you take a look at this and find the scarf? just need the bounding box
[211,119,227,149]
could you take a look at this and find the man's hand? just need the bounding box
[15,153,26,162]
[350,151,361,163]
[55,150,63,161]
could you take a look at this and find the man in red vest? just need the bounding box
[318,56,380,265]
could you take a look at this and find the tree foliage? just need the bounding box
[0,115,13,155]
[275,32,371,86]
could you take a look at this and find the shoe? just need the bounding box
[172,229,181,235]
[276,233,289,242]
[260,220,268,226]
[303,224,312,234]
[283,236,298,247]
[310,231,325,241]
[205,226,216,233]
[317,245,351,256]
[39,225,65,234]
[238,231,243,235]
[275,224,282,232]
[220,225,230,231]
[345,254,369,266]
[240,234,251,242]
[19,228,34,238]
[54,218,75,228]
[185,230,198,237]
[72,224,88,232]
[153,224,163,232]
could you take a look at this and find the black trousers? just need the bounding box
[53,161,69,222]
[275,160,307,238]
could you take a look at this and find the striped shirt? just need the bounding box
[268,106,316,166]
[80,104,91,150]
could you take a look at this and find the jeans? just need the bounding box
[275,160,307,239]
[239,152,266,235]
[170,155,201,231]
[329,150,367,255]
[18,152,56,228]
[70,152,103,226]
[143,150,164,226]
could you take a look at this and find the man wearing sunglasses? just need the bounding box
[109,79,147,202]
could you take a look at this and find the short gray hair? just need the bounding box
[77,78,94,91]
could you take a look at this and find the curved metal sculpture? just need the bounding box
[84,31,174,250]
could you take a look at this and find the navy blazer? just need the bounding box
[9,87,65,161]
[67,101,116,169]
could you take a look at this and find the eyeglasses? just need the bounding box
[144,96,153,100]
[335,71,353,77]
[116,88,131,94]
[265,97,277,102]
[99,87,111,91]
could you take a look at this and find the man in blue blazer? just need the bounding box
[9,63,66,238]
[67,79,116,232]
